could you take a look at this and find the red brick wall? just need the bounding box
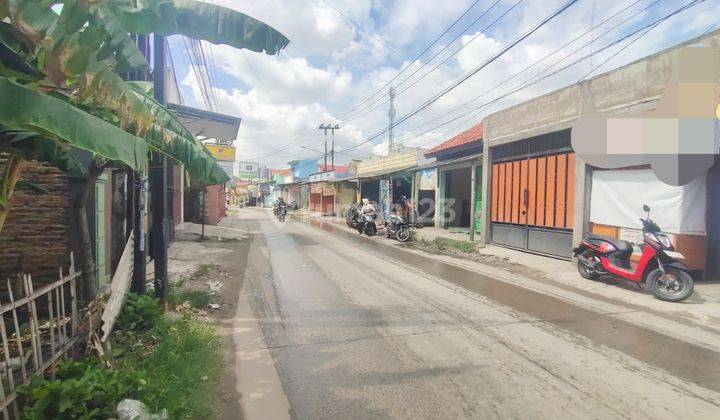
[203,185,226,226]
[0,159,71,283]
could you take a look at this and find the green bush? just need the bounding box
[432,237,476,253]
[20,293,222,419]
[168,289,213,309]
[18,360,144,420]
[123,316,223,419]
[116,293,161,332]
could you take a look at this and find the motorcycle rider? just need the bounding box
[273,196,287,217]
[358,198,376,234]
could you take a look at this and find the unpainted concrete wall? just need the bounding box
[484,30,720,145]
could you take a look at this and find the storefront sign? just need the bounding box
[379,179,391,219]
[322,185,336,196]
[310,183,322,194]
[206,145,236,161]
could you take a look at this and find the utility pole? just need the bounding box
[318,123,340,170]
[388,86,396,153]
[151,34,169,308]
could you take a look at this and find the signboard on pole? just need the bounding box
[237,161,259,180]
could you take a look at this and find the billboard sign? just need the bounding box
[237,161,259,180]
[206,145,236,162]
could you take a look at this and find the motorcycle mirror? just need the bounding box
[642,204,650,212]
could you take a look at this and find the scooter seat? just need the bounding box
[585,234,633,253]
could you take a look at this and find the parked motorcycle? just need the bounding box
[346,203,361,229]
[359,211,377,236]
[573,205,694,302]
[385,213,411,242]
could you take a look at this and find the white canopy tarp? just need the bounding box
[590,169,706,235]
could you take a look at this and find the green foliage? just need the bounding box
[169,288,213,309]
[116,293,161,332]
[18,359,145,420]
[20,303,223,419]
[123,316,224,419]
[195,264,214,276]
[430,237,477,253]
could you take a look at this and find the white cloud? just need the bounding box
[174,0,720,166]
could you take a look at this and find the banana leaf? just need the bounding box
[144,123,228,185]
[127,81,197,145]
[0,41,43,80]
[0,77,148,170]
[89,2,149,72]
[119,0,289,55]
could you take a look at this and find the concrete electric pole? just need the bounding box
[388,86,396,153]
[318,123,340,170]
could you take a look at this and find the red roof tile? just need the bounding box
[427,122,483,156]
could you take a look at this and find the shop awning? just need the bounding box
[347,162,419,180]
[414,152,483,171]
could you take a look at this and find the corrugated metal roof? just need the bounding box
[427,122,483,156]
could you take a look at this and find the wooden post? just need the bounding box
[23,275,41,369]
[0,295,16,405]
[5,279,26,381]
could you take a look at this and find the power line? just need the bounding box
[333,0,653,156]
[340,0,581,153]
[333,0,489,120]
[381,0,654,148]
[580,0,706,80]
[339,0,511,124]
[368,0,710,154]
[246,0,509,160]
[318,0,463,103]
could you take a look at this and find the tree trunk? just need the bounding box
[74,161,106,303]
[0,153,26,234]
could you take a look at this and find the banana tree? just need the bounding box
[0,0,289,299]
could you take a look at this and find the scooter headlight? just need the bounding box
[656,233,673,249]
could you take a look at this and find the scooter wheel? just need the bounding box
[396,226,411,242]
[647,267,694,302]
[577,259,598,280]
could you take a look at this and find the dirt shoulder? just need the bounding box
[168,221,254,420]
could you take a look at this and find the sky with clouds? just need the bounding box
[168,0,719,167]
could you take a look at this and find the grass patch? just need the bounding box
[118,316,223,419]
[169,288,213,309]
[19,294,223,419]
[424,236,477,253]
[194,264,214,277]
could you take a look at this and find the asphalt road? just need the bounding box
[234,208,720,419]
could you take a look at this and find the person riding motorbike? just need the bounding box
[273,197,287,216]
[358,198,376,234]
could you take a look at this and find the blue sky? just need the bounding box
[167,0,720,167]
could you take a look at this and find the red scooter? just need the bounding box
[573,205,694,302]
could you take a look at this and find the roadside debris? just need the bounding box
[117,399,168,420]
[205,280,223,294]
